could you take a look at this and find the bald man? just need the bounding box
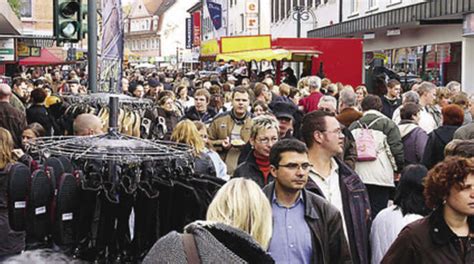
[0,84,27,148]
[73,113,104,136]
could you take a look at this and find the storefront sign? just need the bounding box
[207,1,222,30]
[0,39,15,61]
[246,0,258,13]
[185,18,193,49]
[363,33,375,40]
[200,39,219,57]
[463,13,474,37]
[17,42,30,57]
[192,11,201,47]
[387,28,401,36]
[246,16,258,29]
[220,35,271,53]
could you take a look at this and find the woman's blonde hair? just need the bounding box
[171,120,205,156]
[0,128,14,169]
[206,178,272,249]
[250,115,279,139]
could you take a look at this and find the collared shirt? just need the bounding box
[268,191,313,264]
[309,158,349,241]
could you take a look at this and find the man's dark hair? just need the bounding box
[13,77,27,87]
[361,94,383,112]
[30,88,47,104]
[231,86,249,99]
[400,102,420,120]
[270,139,308,167]
[301,110,335,148]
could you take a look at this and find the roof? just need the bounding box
[144,0,163,15]
[155,0,176,16]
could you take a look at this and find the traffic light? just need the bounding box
[80,3,88,39]
[53,0,82,43]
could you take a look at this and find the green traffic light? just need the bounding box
[60,21,78,37]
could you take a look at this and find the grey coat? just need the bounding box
[143,221,274,263]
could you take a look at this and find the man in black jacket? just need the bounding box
[381,79,402,118]
[264,139,351,264]
[182,88,216,124]
[0,84,27,148]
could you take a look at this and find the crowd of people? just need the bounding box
[0,63,473,263]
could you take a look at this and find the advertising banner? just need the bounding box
[207,1,222,30]
[192,11,201,47]
[186,18,193,49]
[99,0,124,93]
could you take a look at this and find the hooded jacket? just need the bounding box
[398,120,429,165]
[142,221,274,263]
[422,125,459,170]
[348,110,405,187]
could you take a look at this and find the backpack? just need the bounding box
[355,117,383,161]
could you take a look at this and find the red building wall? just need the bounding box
[273,38,364,88]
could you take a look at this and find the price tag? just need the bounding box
[35,206,46,215]
[62,213,73,221]
[14,201,26,209]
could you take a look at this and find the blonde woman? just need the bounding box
[143,178,274,263]
[194,121,228,180]
[171,120,216,177]
[0,128,25,258]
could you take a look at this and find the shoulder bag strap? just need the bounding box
[367,117,384,129]
[182,233,200,264]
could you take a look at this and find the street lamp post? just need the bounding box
[292,6,311,78]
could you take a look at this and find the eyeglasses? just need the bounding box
[321,128,343,136]
[278,162,313,171]
[256,137,279,144]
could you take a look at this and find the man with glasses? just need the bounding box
[263,139,351,263]
[302,110,371,264]
[234,115,279,188]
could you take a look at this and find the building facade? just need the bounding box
[308,0,474,93]
[124,0,165,63]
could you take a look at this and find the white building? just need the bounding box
[226,0,271,36]
[308,0,474,94]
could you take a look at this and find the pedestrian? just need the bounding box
[381,79,402,119]
[337,87,363,128]
[26,88,54,136]
[382,156,474,263]
[208,87,252,175]
[142,178,274,263]
[0,128,25,260]
[263,139,351,263]
[349,95,405,218]
[171,120,216,177]
[370,164,430,264]
[417,82,438,133]
[0,84,27,148]
[302,110,371,264]
[423,104,464,169]
[194,121,228,180]
[298,76,324,113]
[398,102,428,165]
[234,115,279,188]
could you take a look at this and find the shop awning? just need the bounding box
[19,48,64,66]
[216,49,292,62]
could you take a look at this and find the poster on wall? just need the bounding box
[17,42,30,57]
[0,39,15,61]
[99,0,124,93]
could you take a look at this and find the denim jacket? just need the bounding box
[306,157,371,264]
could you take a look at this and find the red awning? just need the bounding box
[19,49,64,66]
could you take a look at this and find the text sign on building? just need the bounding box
[464,13,474,37]
[246,17,258,29]
[207,1,222,30]
[246,0,258,13]
[0,39,15,62]
[192,11,201,46]
[185,18,193,49]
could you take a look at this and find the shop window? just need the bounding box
[280,0,285,20]
[275,0,280,21]
[271,0,274,22]
[241,14,244,32]
[286,0,291,18]
[20,0,32,18]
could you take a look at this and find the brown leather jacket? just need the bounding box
[382,207,474,264]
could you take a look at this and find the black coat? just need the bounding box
[422,125,459,169]
[182,106,217,124]
[233,150,273,188]
[26,104,55,136]
[381,96,402,119]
